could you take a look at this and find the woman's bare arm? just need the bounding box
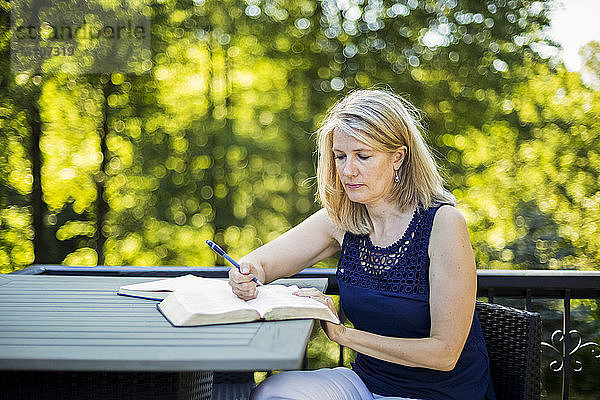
[229,208,342,299]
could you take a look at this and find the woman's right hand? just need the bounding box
[228,261,261,300]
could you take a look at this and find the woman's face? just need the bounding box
[332,130,404,207]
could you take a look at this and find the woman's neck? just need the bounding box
[366,202,415,245]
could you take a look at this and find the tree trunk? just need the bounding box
[97,79,114,265]
[29,90,46,264]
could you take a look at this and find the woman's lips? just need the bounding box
[346,184,363,189]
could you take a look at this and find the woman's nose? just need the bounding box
[343,158,358,177]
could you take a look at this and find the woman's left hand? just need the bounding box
[293,287,346,343]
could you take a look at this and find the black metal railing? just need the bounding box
[13,265,600,399]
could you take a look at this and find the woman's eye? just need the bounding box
[334,154,346,160]
[358,155,370,160]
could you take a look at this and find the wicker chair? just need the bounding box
[476,301,542,400]
[211,371,255,400]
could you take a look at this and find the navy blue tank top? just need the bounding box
[337,204,495,400]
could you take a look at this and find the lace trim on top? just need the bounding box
[337,205,443,297]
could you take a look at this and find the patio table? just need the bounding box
[0,274,327,400]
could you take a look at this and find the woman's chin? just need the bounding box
[347,195,367,204]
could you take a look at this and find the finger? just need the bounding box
[293,291,322,301]
[293,289,329,304]
[236,290,257,300]
[231,284,258,300]
[295,290,336,310]
[228,272,257,292]
[292,288,321,296]
[234,290,257,300]
[230,280,256,294]
[239,262,253,275]
[230,268,256,284]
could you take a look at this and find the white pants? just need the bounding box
[250,367,421,400]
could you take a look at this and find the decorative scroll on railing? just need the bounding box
[542,330,600,372]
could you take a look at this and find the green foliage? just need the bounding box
[580,41,600,89]
[0,97,33,268]
[4,0,589,271]
[459,58,600,269]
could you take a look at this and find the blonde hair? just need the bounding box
[316,89,456,234]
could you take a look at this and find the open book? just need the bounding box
[118,275,339,327]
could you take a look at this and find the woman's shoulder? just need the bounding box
[416,202,462,225]
[431,203,465,224]
[313,208,346,247]
[429,204,469,245]
[433,203,465,220]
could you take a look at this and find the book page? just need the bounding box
[177,284,256,314]
[247,285,339,323]
[158,284,260,326]
[120,274,225,292]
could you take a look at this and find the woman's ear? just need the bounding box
[393,146,407,170]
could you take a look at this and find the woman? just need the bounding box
[228,89,495,400]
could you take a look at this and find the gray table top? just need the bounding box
[0,274,328,372]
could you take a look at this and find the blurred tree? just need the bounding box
[580,40,600,89]
[458,57,599,269]
[1,1,41,269]
[1,0,597,274]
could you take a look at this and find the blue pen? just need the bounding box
[206,240,263,286]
